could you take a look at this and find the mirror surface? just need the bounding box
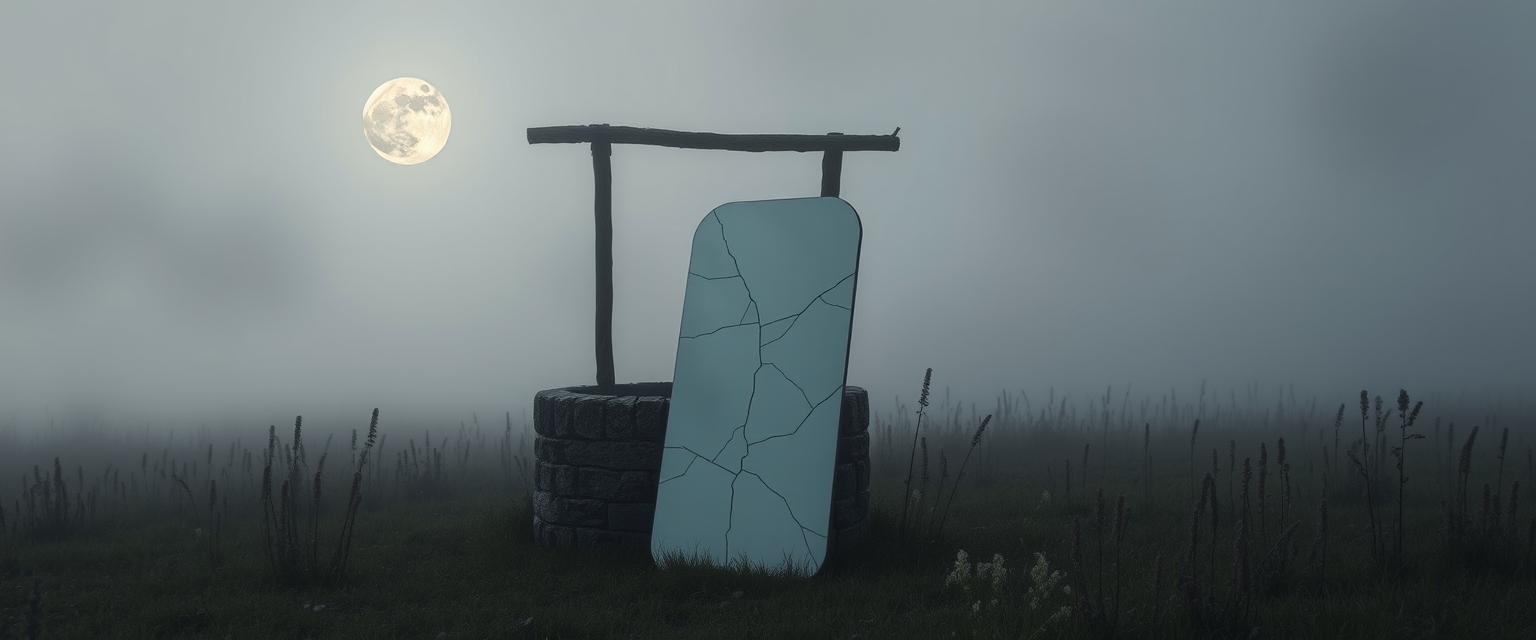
[651,197,862,576]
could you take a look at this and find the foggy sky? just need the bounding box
[1,1,1531,435]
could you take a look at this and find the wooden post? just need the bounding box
[821,132,843,198]
[592,139,615,389]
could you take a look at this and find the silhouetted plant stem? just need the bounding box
[1356,390,1382,568]
[331,408,380,584]
[936,415,990,539]
[1392,391,1423,566]
[899,368,932,546]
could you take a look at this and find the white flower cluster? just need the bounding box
[1023,552,1069,611]
[944,549,1007,614]
[941,549,1076,632]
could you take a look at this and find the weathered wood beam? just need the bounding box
[591,141,614,389]
[528,124,900,153]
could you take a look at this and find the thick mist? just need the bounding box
[0,1,1530,438]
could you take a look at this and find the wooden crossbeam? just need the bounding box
[527,124,900,153]
[528,123,900,389]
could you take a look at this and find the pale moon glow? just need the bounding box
[362,77,451,165]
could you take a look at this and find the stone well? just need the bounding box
[532,382,870,560]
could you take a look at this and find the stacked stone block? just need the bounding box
[532,383,870,561]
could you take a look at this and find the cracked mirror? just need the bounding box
[651,196,862,576]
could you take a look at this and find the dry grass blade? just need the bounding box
[935,414,990,539]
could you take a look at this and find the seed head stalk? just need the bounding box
[899,368,933,546]
[1393,391,1423,566]
[936,415,991,538]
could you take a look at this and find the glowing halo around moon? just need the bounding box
[362,77,451,165]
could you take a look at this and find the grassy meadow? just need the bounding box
[0,376,1532,639]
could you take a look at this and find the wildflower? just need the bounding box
[945,549,972,588]
[1024,552,1065,610]
[976,553,1007,593]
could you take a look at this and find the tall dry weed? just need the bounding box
[899,368,932,545]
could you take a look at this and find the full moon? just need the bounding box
[362,77,451,165]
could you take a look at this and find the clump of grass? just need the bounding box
[21,458,80,542]
[249,411,384,586]
[259,418,307,583]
